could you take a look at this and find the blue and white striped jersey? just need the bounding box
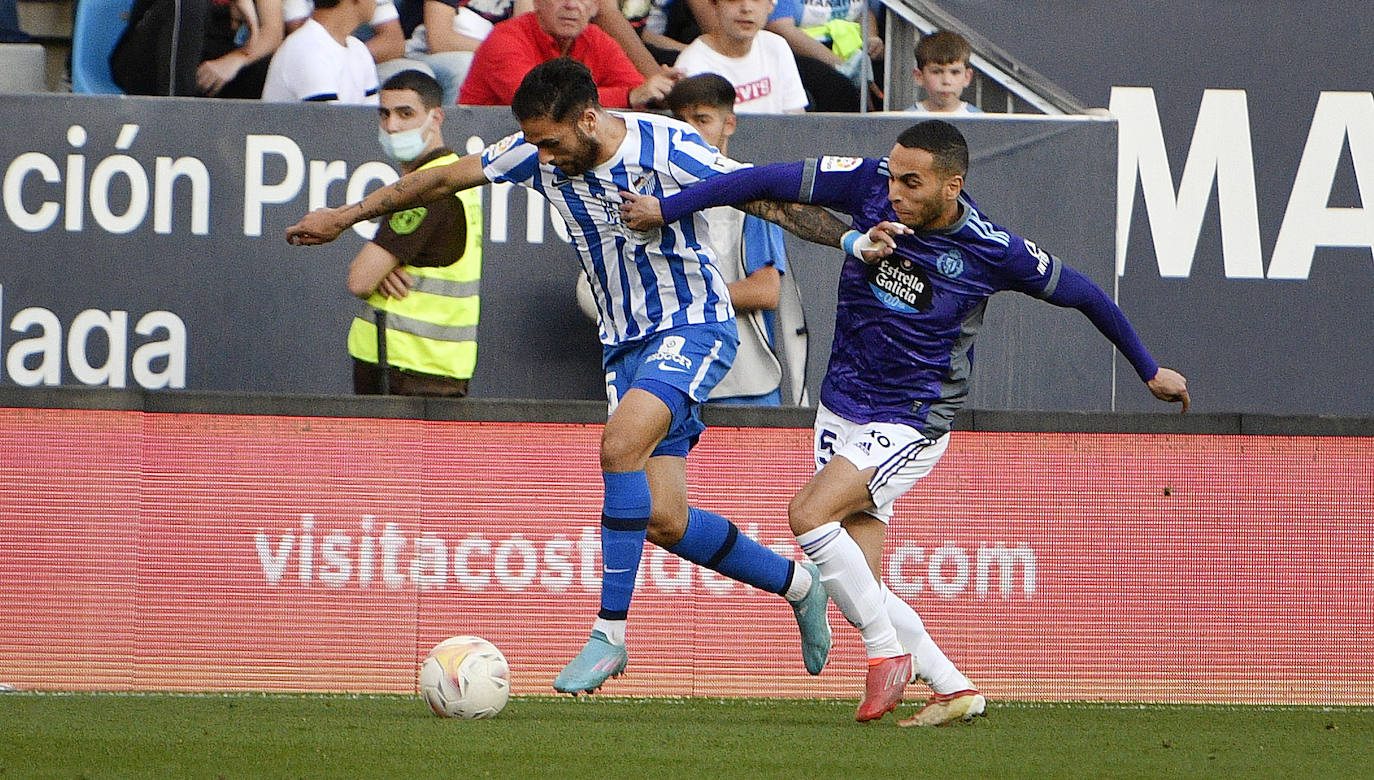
[480,111,740,346]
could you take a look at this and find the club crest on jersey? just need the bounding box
[631,172,658,195]
[936,249,964,278]
[819,155,863,172]
[646,336,693,371]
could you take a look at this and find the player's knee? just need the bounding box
[787,489,823,536]
[645,511,686,548]
[599,428,649,472]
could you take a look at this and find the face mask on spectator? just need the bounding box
[378,117,432,162]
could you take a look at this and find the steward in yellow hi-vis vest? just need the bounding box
[348,149,483,396]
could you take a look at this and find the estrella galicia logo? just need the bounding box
[866,258,933,313]
[936,250,964,278]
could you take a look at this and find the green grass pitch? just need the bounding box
[2,693,1371,778]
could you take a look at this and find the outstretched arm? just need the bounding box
[286,154,487,245]
[736,201,902,263]
[620,192,899,262]
[621,161,809,229]
[1045,265,1190,412]
[737,200,848,249]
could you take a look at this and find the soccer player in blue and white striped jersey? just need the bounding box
[621,119,1190,724]
[287,58,844,695]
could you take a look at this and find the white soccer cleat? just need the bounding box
[896,689,986,727]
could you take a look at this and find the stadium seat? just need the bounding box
[71,0,134,94]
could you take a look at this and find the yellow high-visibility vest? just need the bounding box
[347,153,483,380]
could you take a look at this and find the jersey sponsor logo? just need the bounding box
[388,206,427,235]
[645,335,694,370]
[866,257,934,313]
[936,249,964,278]
[1023,239,1052,275]
[819,155,863,172]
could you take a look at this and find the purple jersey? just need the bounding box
[658,155,1159,438]
[803,156,1070,435]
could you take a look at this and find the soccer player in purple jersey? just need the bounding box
[287,58,866,696]
[620,119,1190,725]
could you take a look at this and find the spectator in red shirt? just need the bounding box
[458,0,675,107]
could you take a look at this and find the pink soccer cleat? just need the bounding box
[855,654,912,722]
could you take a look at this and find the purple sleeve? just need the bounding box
[659,162,807,224]
[1045,265,1160,382]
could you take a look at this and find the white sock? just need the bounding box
[783,561,813,602]
[592,617,627,646]
[796,522,904,659]
[881,583,972,694]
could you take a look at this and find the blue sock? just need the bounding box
[598,470,651,621]
[668,507,792,595]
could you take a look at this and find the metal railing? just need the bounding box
[869,0,1089,115]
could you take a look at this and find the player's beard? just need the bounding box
[556,127,602,177]
[902,191,957,231]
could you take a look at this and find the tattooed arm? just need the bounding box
[738,199,849,248]
[287,154,486,246]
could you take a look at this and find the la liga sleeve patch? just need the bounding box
[819,156,863,172]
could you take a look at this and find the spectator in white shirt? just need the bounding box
[673,0,806,113]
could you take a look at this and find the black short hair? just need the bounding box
[511,58,600,123]
[381,69,445,109]
[665,73,736,115]
[895,120,969,177]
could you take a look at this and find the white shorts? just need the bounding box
[812,402,950,524]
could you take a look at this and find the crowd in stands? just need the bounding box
[93,0,982,114]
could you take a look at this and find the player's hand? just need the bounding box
[619,190,664,229]
[859,221,912,263]
[377,267,414,299]
[286,208,348,246]
[1148,367,1190,413]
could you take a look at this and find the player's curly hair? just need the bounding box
[511,58,600,123]
[896,120,969,177]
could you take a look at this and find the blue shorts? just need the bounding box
[602,321,738,457]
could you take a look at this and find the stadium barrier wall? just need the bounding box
[2,389,1371,704]
[0,94,1129,413]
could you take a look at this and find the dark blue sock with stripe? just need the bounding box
[598,470,651,620]
[668,507,791,595]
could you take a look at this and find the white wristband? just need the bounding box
[841,229,883,261]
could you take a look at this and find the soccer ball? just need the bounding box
[418,636,511,719]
